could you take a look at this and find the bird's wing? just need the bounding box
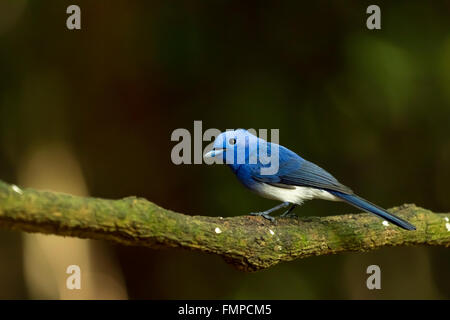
[279,159,353,194]
[250,147,353,194]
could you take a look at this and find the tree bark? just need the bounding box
[0,180,449,271]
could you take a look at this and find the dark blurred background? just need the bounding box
[0,0,449,299]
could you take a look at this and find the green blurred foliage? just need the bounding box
[0,0,449,299]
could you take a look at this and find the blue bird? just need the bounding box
[204,129,415,230]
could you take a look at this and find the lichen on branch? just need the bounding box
[0,180,449,271]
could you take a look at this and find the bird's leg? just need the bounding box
[280,204,298,218]
[250,202,290,221]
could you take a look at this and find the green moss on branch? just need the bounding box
[0,180,449,271]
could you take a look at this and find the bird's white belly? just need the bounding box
[253,183,339,204]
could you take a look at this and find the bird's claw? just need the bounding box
[250,212,275,222]
[280,211,297,218]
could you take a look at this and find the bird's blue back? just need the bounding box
[227,140,352,195]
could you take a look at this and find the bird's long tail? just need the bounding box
[328,191,416,231]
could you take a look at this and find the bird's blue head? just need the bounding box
[203,129,280,175]
[204,129,258,164]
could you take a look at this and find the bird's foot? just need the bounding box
[280,210,297,218]
[280,204,298,218]
[250,211,275,222]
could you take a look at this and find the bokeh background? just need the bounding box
[0,0,449,299]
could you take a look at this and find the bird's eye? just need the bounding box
[229,138,236,145]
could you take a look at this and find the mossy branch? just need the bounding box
[0,180,449,271]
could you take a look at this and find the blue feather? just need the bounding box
[328,191,416,230]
